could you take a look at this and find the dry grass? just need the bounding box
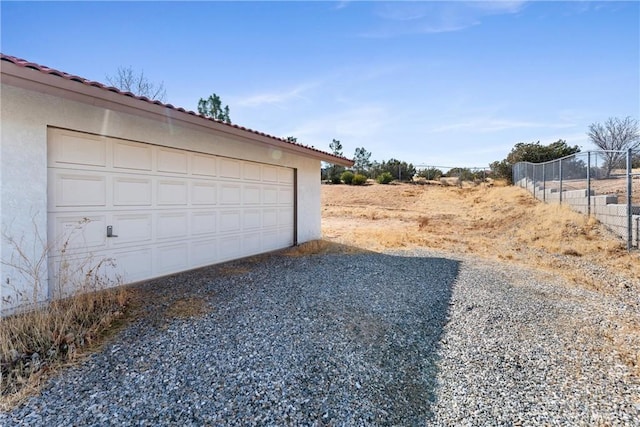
[322,183,638,292]
[0,286,133,410]
[322,182,640,377]
[283,240,370,257]
[164,297,210,319]
[1,221,135,410]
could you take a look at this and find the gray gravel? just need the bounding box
[1,250,639,426]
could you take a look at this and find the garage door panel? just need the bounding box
[263,187,278,205]
[263,166,278,182]
[157,212,188,240]
[263,209,278,228]
[113,177,152,206]
[243,209,262,230]
[157,180,188,205]
[192,211,216,235]
[157,244,189,274]
[50,215,107,254]
[192,182,217,205]
[219,210,241,233]
[262,230,280,251]
[278,168,294,184]
[243,185,261,205]
[157,148,188,174]
[278,207,294,226]
[243,163,261,181]
[218,236,241,261]
[192,154,216,177]
[220,184,241,205]
[115,248,153,282]
[219,158,241,179]
[113,141,152,171]
[191,238,218,267]
[49,131,106,167]
[278,229,294,247]
[55,173,107,207]
[278,187,293,205]
[243,233,261,255]
[111,213,152,244]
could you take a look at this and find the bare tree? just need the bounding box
[106,66,167,102]
[587,116,640,177]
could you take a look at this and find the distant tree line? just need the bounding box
[103,67,638,184]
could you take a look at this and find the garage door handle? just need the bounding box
[106,225,118,238]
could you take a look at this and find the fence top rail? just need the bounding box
[513,149,631,167]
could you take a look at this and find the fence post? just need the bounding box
[587,151,591,216]
[559,158,563,205]
[627,148,632,251]
[533,163,536,199]
[542,163,546,202]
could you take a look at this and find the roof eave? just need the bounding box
[0,59,354,167]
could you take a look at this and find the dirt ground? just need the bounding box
[321,181,640,374]
[322,181,638,283]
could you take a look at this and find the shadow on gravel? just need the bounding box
[133,248,458,424]
[2,247,459,426]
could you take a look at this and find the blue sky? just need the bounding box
[2,1,638,168]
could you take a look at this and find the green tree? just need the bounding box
[329,138,343,156]
[368,161,382,179]
[198,93,231,123]
[380,159,416,181]
[445,167,474,182]
[417,167,443,180]
[490,139,580,183]
[341,171,354,184]
[326,139,345,183]
[353,147,372,175]
[286,136,297,143]
[106,66,167,102]
[587,117,640,177]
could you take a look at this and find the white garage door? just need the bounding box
[47,128,294,292]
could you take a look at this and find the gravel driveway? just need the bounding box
[1,249,638,426]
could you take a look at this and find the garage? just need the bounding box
[47,128,295,288]
[1,54,353,314]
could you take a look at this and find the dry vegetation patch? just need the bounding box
[0,286,134,410]
[163,297,210,320]
[322,183,638,291]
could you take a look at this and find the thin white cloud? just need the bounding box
[362,1,528,37]
[234,82,320,108]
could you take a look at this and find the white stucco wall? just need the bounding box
[0,83,322,313]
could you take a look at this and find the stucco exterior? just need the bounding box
[1,56,351,315]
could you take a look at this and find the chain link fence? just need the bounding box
[414,165,490,186]
[513,149,639,250]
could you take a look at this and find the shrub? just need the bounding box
[352,174,367,185]
[417,167,443,180]
[330,174,342,184]
[341,171,354,185]
[377,172,394,184]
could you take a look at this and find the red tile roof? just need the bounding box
[1,53,353,165]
